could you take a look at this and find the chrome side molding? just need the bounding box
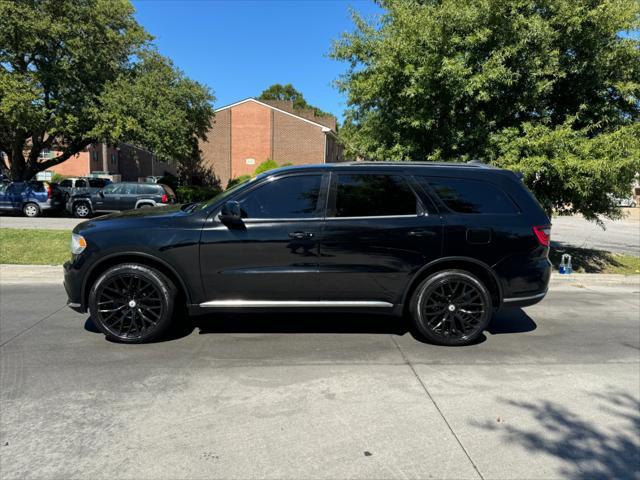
[199,300,394,308]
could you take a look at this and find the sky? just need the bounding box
[133,0,384,121]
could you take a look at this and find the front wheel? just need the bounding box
[88,263,176,343]
[409,270,492,346]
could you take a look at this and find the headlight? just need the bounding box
[71,233,87,255]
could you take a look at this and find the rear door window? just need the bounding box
[332,173,419,217]
[138,184,158,195]
[418,177,518,214]
[75,179,87,188]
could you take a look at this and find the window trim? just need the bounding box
[326,171,426,219]
[414,175,521,216]
[228,172,330,221]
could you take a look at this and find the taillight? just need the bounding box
[46,184,52,199]
[161,194,168,203]
[533,225,551,247]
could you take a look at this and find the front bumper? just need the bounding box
[64,260,86,313]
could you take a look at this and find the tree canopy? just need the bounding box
[0,0,214,181]
[332,0,640,220]
[258,83,331,117]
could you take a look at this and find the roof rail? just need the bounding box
[344,161,495,169]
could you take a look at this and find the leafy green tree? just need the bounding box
[0,0,214,181]
[258,83,331,117]
[332,0,640,219]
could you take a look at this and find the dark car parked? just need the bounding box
[64,162,551,345]
[67,181,177,218]
[0,181,63,216]
[58,177,111,202]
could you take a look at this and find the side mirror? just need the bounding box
[219,200,243,225]
[99,190,105,197]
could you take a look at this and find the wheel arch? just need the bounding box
[135,200,156,209]
[82,252,191,309]
[402,257,503,310]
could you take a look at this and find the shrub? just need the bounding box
[51,173,67,183]
[175,185,222,203]
[226,174,252,189]
[254,159,280,175]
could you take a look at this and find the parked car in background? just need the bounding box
[58,177,111,202]
[608,194,637,208]
[0,181,63,217]
[64,162,551,345]
[67,181,177,218]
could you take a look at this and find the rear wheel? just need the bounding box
[88,263,176,343]
[23,202,40,217]
[73,201,91,218]
[409,269,491,346]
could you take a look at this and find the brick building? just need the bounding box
[45,143,177,180]
[200,98,344,187]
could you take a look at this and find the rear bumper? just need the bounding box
[502,289,548,308]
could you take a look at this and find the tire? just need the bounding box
[73,201,92,218]
[409,269,492,346]
[88,263,177,344]
[63,192,70,203]
[22,202,41,217]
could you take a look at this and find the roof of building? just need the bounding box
[214,98,336,133]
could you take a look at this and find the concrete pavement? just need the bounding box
[1,276,638,479]
[551,213,640,256]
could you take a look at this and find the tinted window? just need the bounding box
[334,174,418,217]
[420,177,518,214]
[238,175,322,219]
[89,179,108,188]
[75,179,87,188]
[60,180,72,188]
[138,184,159,195]
[101,184,117,194]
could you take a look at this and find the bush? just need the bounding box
[254,159,280,175]
[226,174,252,189]
[175,185,222,203]
[51,173,67,184]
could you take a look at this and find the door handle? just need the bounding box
[289,231,313,239]
[407,229,436,237]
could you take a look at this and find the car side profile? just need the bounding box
[67,181,176,218]
[0,181,63,217]
[64,162,551,346]
[58,177,111,202]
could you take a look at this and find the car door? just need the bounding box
[94,183,119,211]
[317,171,443,305]
[0,183,10,209]
[199,172,329,302]
[117,183,139,210]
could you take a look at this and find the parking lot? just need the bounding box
[1,271,638,479]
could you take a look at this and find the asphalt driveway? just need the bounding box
[1,274,638,479]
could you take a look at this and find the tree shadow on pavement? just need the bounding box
[472,390,640,479]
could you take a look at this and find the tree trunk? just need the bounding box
[10,145,26,181]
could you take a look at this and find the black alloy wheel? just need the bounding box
[410,270,491,346]
[89,264,176,343]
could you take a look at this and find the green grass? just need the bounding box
[550,245,640,274]
[0,228,70,265]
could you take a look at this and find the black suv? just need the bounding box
[67,181,176,218]
[64,162,551,345]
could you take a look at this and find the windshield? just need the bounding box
[194,177,258,211]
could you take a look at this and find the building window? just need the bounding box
[110,153,117,165]
[92,151,98,162]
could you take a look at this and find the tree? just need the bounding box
[332,0,640,220]
[258,83,331,117]
[0,0,214,181]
